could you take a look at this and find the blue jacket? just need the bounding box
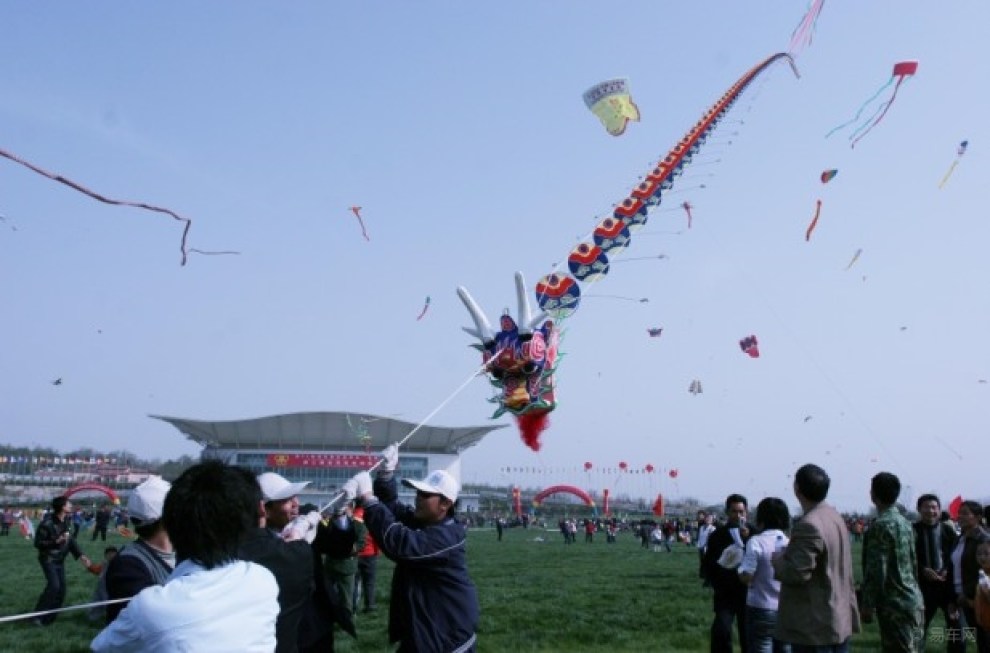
[364,474,479,653]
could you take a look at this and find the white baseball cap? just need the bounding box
[257,472,310,502]
[401,469,459,502]
[128,476,171,522]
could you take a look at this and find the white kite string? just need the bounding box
[0,597,131,624]
[317,349,503,514]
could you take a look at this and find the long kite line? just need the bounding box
[0,146,192,265]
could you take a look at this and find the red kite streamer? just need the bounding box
[0,146,192,265]
[349,206,370,241]
[805,200,822,241]
[681,201,693,229]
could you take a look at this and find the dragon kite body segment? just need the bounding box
[460,53,798,451]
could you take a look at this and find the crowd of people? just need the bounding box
[697,464,990,653]
[21,443,478,652]
[15,455,990,652]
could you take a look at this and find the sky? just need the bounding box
[2,2,988,513]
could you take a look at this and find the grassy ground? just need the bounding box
[0,524,884,652]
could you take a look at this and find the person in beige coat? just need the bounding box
[772,464,861,652]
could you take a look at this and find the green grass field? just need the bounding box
[0,524,885,652]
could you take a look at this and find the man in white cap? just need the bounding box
[346,445,479,652]
[103,476,175,623]
[239,471,319,653]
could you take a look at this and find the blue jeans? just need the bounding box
[34,559,67,625]
[790,641,850,653]
[746,606,790,653]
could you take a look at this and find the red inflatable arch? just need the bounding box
[531,484,595,507]
[64,483,120,505]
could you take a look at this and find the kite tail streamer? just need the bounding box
[850,77,909,148]
[788,0,826,53]
[938,161,959,189]
[0,147,191,265]
[516,412,550,452]
[824,77,893,139]
[805,199,822,241]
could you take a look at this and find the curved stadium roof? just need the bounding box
[151,411,506,455]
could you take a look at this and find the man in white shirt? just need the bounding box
[697,511,716,586]
[91,461,279,653]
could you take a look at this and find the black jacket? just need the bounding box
[702,523,750,609]
[34,514,83,564]
[239,527,315,653]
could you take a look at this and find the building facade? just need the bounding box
[153,411,504,512]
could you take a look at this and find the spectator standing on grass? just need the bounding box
[946,500,990,653]
[104,477,175,623]
[704,493,752,653]
[241,471,320,653]
[91,461,279,652]
[352,505,380,614]
[913,493,962,652]
[860,472,924,652]
[92,505,111,541]
[348,445,479,652]
[32,495,93,626]
[773,464,860,653]
[699,512,717,586]
[1,507,12,536]
[738,497,791,653]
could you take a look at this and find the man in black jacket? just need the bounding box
[914,494,963,651]
[702,493,751,653]
[33,496,93,625]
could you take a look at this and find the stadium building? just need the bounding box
[152,412,505,512]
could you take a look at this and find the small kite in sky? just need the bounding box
[803,415,813,423]
[348,206,370,241]
[681,201,693,229]
[51,378,62,386]
[820,169,838,183]
[788,0,826,54]
[938,140,969,189]
[844,248,863,271]
[688,379,703,395]
[739,335,760,358]
[416,296,431,321]
[826,61,918,148]
[0,146,194,265]
[583,78,640,136]
[647,327,663,338]
[805,199,823,241]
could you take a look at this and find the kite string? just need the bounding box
[702,226,908,476]
[0,146,191,265]
[0,597,131,624]
[317,348,505,514]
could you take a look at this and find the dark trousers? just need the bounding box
[920,584,964,652]
[962,606,990,653]
[0,523,9,535]
[352,556,377,612]
[34,559,67,625]
[791,643,850,653]
[712,600,749,653]
[92,525,107,541]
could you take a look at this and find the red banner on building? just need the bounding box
[266,453,377,469]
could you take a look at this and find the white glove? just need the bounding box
[381,444,399,472]
[341,478,359,502]
[282,512,321,544]
[353,471,373,497]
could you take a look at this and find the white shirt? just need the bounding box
[739,529,788,610]
[697,523,716,550]
[91,559,279,653]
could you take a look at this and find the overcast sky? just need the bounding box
[2,2,987,512]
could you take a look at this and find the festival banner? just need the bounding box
[266,453,377,469]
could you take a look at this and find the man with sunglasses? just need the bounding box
[344,445,479,652]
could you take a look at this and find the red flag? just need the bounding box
[948,494,963,520]
[652,493,665,517]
